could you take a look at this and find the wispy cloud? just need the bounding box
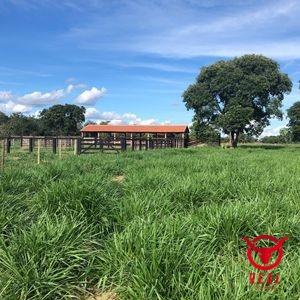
[0,66,52,78]
[0,80,22,86]
[131,0,300,58]
[119,62,197,73]
[62,0,300,59]
[3,0,88,11]
[138,76,188,86]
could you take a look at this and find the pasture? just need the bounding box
[0,146,300,299]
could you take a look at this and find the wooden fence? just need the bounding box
[0,135,188,156]
[0,136,78,154]
[80,136,187,153]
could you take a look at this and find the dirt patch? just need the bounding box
[113,175,125,182]
[86,292,117,300]
[7,156,21,161]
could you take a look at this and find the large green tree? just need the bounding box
[183,54,292,147]
[0,111,9,125]
[0,111,9,136]
[40,104,86,135]
[287,101,300,142]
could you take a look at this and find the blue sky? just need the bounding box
[0,0,300,136]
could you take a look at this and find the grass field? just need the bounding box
[0,146,300,299]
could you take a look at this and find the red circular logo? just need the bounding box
[242,235,289,271]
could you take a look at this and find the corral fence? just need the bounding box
[0,135,188,156]
[0,135,189,170]
[0,136,79,154]
[80,136,187,153]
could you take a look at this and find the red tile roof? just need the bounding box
[81,124,189,133]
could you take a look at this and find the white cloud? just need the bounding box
[109,119,123,125]
[18,89,65,106]
[65,77,76,83]
[260,125,286,138]
[188,121,194,128]
[123,113,137,119]
[66,83,87,93]
[32,109,42,118]
[85,107,101,119]
[0,101,32,114]
[12,103,31,113]
[136,119,156,125]
[85,107,158,125]
[0,83,105,116]
[0,87,67,114]
[76,87,106,105]
[0,91,13,102]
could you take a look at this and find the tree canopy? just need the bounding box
[0,113,42,136]
[287,101,300,142]
[183,54,292,147]
[40,104,86,136]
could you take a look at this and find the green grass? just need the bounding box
[0,147,300,299]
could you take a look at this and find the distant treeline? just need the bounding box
[0,104,86,136]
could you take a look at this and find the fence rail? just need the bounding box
[0,136,78,154]
[80,136,187,153]
[0,135,188,155]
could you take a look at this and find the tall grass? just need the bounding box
[0,147,300,299]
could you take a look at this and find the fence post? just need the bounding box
[29,138,33,152]
[75,138,81,155]
[184,134,189,148]
[145,138,148,150]
[74,138,77,155]
[149,138,153,149]
[58,139,62,159]
[6,137,11,154]
[139,134,142,150]
[131,137,135,151]
[37,139,41,164]
[52,138,57,154]
[121,136,127,151]
[1,139,5,171]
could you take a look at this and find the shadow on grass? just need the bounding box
[238,143,299,150]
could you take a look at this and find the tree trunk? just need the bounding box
[229,131,239,148]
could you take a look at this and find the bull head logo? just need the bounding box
[242,235,289,271]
